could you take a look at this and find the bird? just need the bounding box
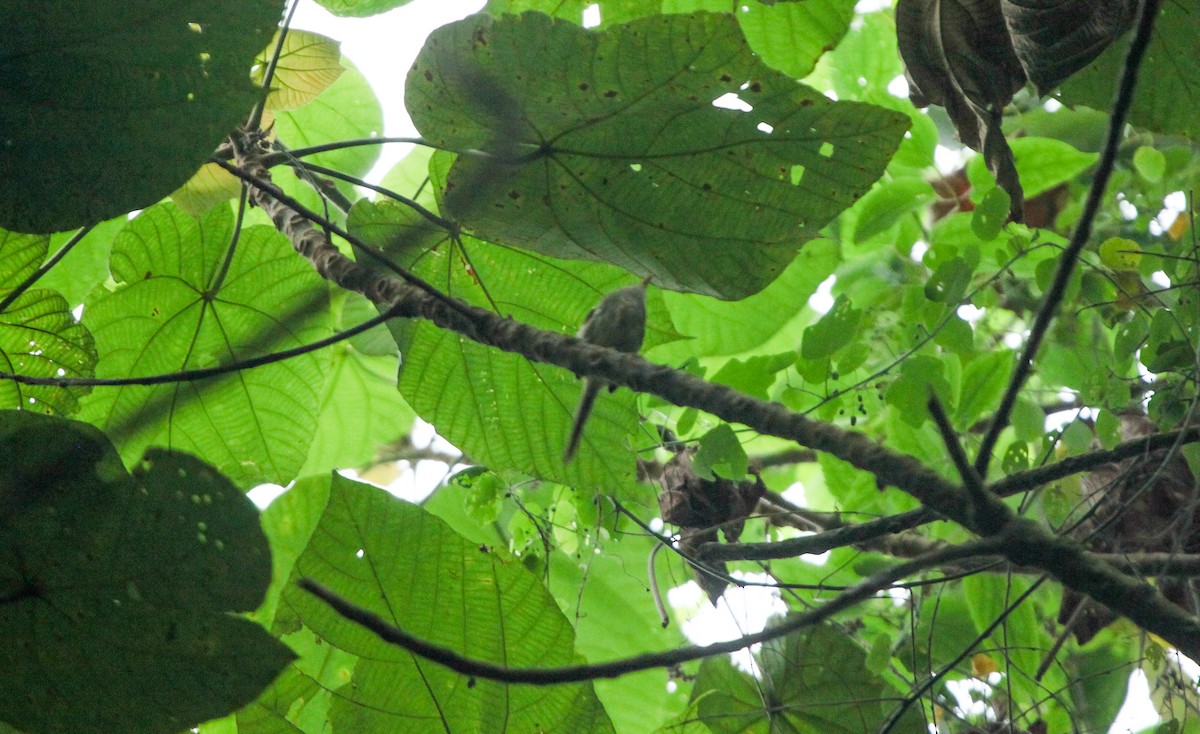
[563,277,650,462]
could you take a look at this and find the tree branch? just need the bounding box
[232,127,1200,660]
[299,539,999,684]
[0,305,401,387]
[700,426,1200,563]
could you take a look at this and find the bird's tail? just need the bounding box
[563,380,602,462]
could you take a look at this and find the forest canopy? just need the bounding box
[2,0,1199,732]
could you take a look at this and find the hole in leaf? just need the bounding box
[711,93,752,112]
[581,3,600,27]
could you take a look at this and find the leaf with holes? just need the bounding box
[78,202,331,488]
[406,11,907,299]
[0,229,96,415]
[0,0,285,233]
[0,411,292,734]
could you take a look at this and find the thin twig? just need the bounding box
[296,160,457,232]
[879,578,1048,732]
[299,539,1000,685]
[246,0,299,132]
[0,306,401,387]
[698,424,1200,563]
[975,0,1163,477]
[648,542,670,628]
[928,393,1005,535]
[0,222,97,314]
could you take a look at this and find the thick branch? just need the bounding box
[705,426,1200,563]
[233,132,1200,659]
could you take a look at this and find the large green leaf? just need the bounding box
[351,198,663,489]
[546,539,691,734]
[1060,1,1200,138]
[966,136,1097,199]
[0,0,285,233]
[252,30,345,113]
[1062,633,1136,732]
[666,0,857,79]
[310,0,415,18]
[79,202,331,488]
[0,411,292,734]
[486,0,659,28]
[954,350,1014,429]
[280,474,616,733]
[297,348,412,477]
[961,574,1053,707]
[270,61,383,213]
[848,178,936,244]
[406,11,908,298]
[681,625,926,732]
[39,219,127,309]
[423,483,688,734]
[0,230,96,416]
[654,238,837,360]
[298,296,412,478]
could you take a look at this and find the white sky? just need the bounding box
[292,0,486,181]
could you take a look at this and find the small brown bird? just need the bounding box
[563,278,650,462]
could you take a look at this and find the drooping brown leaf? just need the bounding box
[659,446,765,543]
[1057,411,1200,643]
[1002,0,1137,95]
[659,447,766,604]
[676,527,729,605]
[896,0,1027,221]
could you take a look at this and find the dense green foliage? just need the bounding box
[2,0,1199,732]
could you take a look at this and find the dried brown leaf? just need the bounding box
[1002,0,1137,94]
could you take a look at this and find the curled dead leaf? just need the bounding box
[896,0,1139,224]
[659,447,766,603]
